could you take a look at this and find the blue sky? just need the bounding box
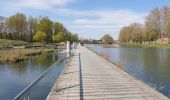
[0,0,170,40]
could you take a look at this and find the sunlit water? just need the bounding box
[0,52,63,100]
[88,45,170,98]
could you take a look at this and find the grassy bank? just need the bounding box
[120,43,170,48]
[0,48,53,63]
[0,39,28,48]
[0,39,27,44]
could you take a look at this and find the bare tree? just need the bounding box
[144,8,162,41]
[130,23,143,43]
[161,7,170,37]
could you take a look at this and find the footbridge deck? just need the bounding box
[46,46,169,100]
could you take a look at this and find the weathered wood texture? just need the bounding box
[46,46,169,100]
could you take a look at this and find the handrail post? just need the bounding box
[67,41,71,59]
[73,42,76,49]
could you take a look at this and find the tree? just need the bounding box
[16,13,27,40]
[161,7,170,37]
[53,32,64,43]
[27,16,37,42]
[101,34,113,44]
[0,12,78,43]
[33,31,47,42]
[53,22,64,35]
[119,26,132,42]
[119,7,170,43]
[0,16,7,39]
[37,17,53,43]
[130,23,143,43]
[70,33,78,42]
[6,13,27,40]
[7,15,16,39]
[144,8,161,41]
[143,20,156,42]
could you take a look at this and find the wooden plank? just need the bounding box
[46,46,169,100]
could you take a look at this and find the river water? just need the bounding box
[0,52,63,100]
[88,45,170,98]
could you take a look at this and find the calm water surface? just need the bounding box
[88,45,170,98]
[0,52,63,100]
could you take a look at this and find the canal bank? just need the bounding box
[0,48,54,64]
[120,43,170,48]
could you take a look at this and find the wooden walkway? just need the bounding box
[46,46,169,100]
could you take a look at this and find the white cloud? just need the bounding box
[62,9,147,39]
[0,0,147,39]
[47,8,147,39]
[73,10,146,25]
[8,0,75,10]
[16,0,49,9]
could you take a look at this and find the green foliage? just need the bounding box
[101,34,113,44]
[1,12,78,43]
[70,34,78,42]
[0,48,53,63]
[27,16,38,42]
[7,13,27,40]
[54,22,64,34]
[0,39,27,48]
[37,17,53,43]
[53,32,64,42]
[52,31,78,43]
[33,31,47,42]
[0,39,27,44]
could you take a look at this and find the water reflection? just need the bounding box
[0,52,59,100]
[89,45,170,97]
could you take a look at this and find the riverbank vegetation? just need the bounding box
[120,43,170,48]
[0,48,53,63]
[101,34,113,44]
[0,13,78,63]
[119,7,170,44]
[0,39,27,48]
[0,13,78,43]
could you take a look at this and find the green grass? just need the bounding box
[120,43,170,48]
[0,39,27,45]
[0,39,28,48]
[0,48,53,63]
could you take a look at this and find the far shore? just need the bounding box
[120,42,170,48]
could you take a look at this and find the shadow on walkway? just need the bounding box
[53,84,79,92]
[79,53,84,100]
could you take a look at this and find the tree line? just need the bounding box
[101,34,113,44]
[0,13,78,43]
[119,7,170,43]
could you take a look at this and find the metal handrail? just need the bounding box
[13,53,67,100]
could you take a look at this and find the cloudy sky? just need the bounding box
[0,0,170,40]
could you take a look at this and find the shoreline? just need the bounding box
[119,43,170,48]
[0,48,54,64]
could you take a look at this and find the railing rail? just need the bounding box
[13,53,68,100]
